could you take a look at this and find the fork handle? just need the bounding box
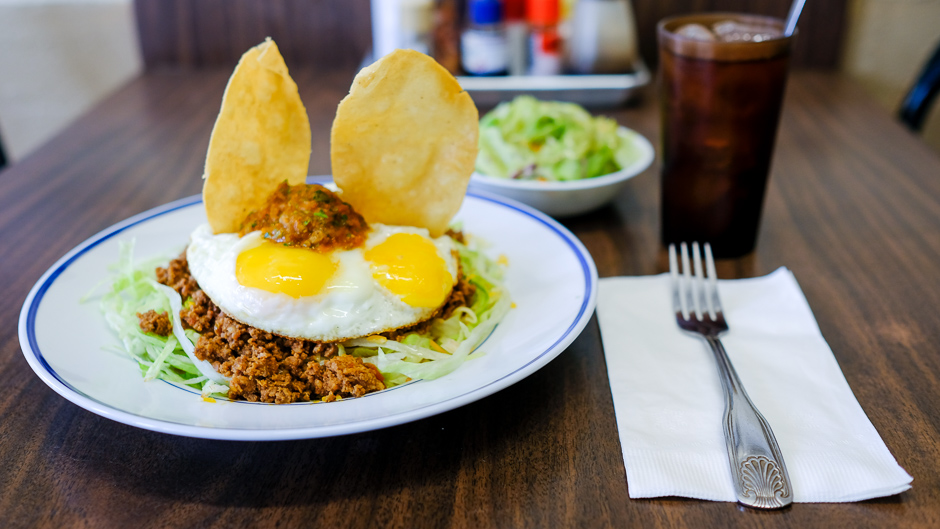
[704,335,793,509]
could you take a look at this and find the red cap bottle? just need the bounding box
[527,0,559,27]
[526,0,562,74]
[505,0,526,22]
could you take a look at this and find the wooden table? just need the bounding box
[1,68,939,528]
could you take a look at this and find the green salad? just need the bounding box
[476,96,642,182]
[99,233,510,399]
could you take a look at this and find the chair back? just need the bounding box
[134,0,372,70]
[899,42,940,131]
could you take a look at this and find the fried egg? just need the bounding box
[186,223,458,341]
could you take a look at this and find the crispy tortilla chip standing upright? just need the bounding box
[203,38,311,234]
[331,49,478,237]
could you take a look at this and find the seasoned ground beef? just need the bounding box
[137,310,172,336]
[238,182,368,252]
[157,253,385,404]
[194,311,384,404]
[156,254,199,300]
[440,272,476,319]
[155,217,474,404]
[444,228,466,244]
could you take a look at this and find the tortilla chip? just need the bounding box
[331,49,478,237]
[203,38,311,234]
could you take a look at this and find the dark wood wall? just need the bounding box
[134,0,374,71]
[134,0,846,71]
[633,0,847,69]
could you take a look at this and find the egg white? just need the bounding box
[186,223,458,342]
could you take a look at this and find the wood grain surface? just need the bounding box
[1,69,940,528]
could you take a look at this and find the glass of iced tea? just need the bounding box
[658,13,793,258]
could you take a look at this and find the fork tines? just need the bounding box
[669,242,723,322]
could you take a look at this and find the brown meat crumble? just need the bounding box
[153,248,473,404]
[155,254,199,299]
[189,308,385,404]
[137,310,172,337]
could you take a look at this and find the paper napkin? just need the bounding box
[597,268,912,503]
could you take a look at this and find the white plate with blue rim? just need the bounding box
[18,179,598,440]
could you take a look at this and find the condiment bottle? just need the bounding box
[461,0,509,76]
[399,0,434,55]
[567,0,638,74]
[432,0,463,74]
[505,0,528,76]
[371,0,434,60]
[527,0,563,75]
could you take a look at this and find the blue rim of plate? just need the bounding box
[18,181,598,440]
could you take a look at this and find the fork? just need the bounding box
[669,242,793,509]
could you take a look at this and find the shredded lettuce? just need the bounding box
[97,233,510,399]
[98,240,229,398]
[476,95,642,181]
[336,236,511,384]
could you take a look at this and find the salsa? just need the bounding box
[239,182,369,252]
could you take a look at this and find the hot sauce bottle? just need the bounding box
[527,0,562,75]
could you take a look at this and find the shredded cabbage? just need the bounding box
[346,234,511,383]
[98,240,229,398]
[96,233,510,399]
[476,95,642,181]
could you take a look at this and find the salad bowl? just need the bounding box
[470,126,655,217]
[471,96,655,217]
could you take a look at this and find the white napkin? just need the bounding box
[597,268,912,503]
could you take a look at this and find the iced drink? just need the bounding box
[658,14,793,258]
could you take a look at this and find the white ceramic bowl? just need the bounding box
[469,127,655,217]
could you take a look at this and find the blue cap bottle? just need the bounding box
[468,0,504,25]
[462,0,509,75]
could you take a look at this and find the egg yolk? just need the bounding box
[365,233,453,308]
[236,242,337,298]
